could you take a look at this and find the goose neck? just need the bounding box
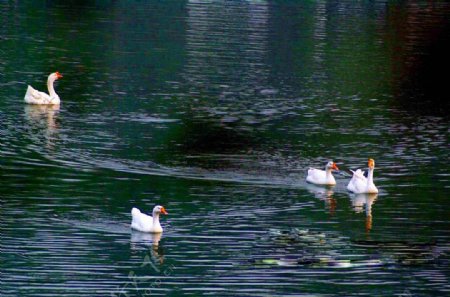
[47,77,57,97]
[152,213,161,228]
[367,167,374,184]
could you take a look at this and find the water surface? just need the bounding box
[1,1,449,296]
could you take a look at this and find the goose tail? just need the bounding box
[131,207,140,216]
[24,85,34,102]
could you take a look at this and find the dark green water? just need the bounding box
[1,1,449,296]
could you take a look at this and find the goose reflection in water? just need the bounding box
[130,231,164,264]
[350,193,378,232]
[305,183,337,215]
[24,104,59,149]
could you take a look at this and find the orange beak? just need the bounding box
[55,72,63,79]
[331,163,339,171]
[160,207,168,215]
[368,159,375,168]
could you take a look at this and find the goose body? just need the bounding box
[24,72,63,105]
[306,161,339,185]
[131,205,168,233]
[347,159,378,194]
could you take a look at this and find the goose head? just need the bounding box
[326,161,339,171]
[153,205,168,216]
[49,72,63,82]
[368,158,375,169]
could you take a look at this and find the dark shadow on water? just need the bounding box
[387,2,450,116]
[177,119,260,155]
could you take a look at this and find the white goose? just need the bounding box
[306,161,339,185]
[24,72,63,105]
[131,205,168,233]
[347,159,379,194]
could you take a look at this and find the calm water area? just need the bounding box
[1,1,449,296]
